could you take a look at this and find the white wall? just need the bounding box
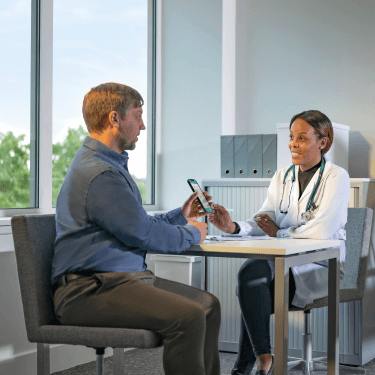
[158,0,375,212]
[157,0,222,211]
[230,0,375,177]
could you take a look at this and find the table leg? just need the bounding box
[274,257,289,375]
[327,250,340,375]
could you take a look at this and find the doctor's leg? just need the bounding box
[231,259,296,375]
[231,312,256,375]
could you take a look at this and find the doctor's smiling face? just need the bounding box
[289,118,327,171]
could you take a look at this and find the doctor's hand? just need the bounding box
[207,204,237,234]
[182,191,214,222]
[254,214,279,237]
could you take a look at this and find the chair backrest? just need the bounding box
[294,207,374,311]
[11,214,57,342]
[340,207,373,301]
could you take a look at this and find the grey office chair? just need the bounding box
[11,214,163,375]
[287,207,374,374]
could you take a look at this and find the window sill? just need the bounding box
[0,210,168,227]
[0,217,12,226]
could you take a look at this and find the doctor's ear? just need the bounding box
[319,137,328,151]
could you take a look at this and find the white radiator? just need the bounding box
[204,179,363,364]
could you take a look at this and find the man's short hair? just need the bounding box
[82,82,144,134]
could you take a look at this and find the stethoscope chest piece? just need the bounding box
[301,211,312,222]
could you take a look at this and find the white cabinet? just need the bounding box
[203,178,375,366]
[151,254,202,288]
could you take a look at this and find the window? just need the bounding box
[0,0,156,215]
[52,0,155,205]
[0,1,33,209]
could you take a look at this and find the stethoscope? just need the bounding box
[279,157,326,222]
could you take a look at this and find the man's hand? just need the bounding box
[188,221,208,244]
[254,214,279,237]
[182,191,214,222]
[207,204,236,234]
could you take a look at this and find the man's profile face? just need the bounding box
[116,105,145,152]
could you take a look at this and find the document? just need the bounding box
[206,234,272,241]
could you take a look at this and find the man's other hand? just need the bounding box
[188,221,208,244]
[207,204,236,234]
[182,191,214,222]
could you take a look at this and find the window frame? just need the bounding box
[0,0,159,218]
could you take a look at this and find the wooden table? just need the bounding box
[183,238,341,375]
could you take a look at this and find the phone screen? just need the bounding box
[188,179,213,213]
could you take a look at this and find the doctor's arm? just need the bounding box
[209,172,280,235]
[235,172,281,236]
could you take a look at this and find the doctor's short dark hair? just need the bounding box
[289,110,334,155]
[82,82,144,135]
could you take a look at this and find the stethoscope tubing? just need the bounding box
[279,157,326,220]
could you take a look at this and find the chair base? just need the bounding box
[37,344,126,375]
[113,348,125,375]
[37,343,50,375]
[287,356,366,374]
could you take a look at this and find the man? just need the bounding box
[50,82,221,375]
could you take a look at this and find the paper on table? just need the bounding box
[206,234,272,241]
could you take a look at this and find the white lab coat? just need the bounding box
[237,160,351,308]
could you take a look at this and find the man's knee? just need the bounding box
[206,292,220,309]
[207,293,221,323]
[183,292,221,329]
[179,304,206,334]
[212,294,221,312]
[199,291,221,319]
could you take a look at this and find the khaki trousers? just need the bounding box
[53,270,221,375]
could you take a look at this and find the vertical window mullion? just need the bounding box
[38,0,53,213]
[146,0,156,206]
[30,0,41,208]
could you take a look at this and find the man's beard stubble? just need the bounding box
[118,134,136,152]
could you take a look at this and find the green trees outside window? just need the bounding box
[0,128,146,209]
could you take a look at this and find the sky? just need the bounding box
[0,0,149,179]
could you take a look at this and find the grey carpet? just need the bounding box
[52,347,375,375]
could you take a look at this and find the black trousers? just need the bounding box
[231,259,297,375]
[53,270,221,375]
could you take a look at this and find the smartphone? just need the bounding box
[187,179,213,213]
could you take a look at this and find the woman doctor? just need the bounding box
[208,110,350,375]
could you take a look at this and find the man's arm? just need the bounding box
[86,170,201,253]
[150,191,213,225]
[151,209,187,225]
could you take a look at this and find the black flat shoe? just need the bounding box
[231,355,256,375]
[255,354,274,375]
[231,360,256,375]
